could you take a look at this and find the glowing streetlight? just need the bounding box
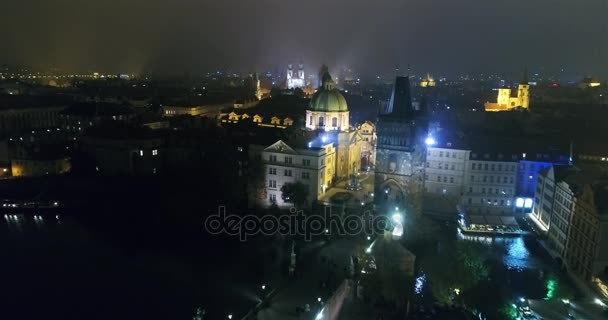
[321,136,327,143]
[392,213,403,224]
[425,136,436,146]
[367,236,371,240]
[261,284,266,290]
[228,314,233,319]
[317,297,322,302]
[594,298,606,307]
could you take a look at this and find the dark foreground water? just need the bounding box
[0,212,278,320]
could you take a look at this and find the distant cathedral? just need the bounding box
[375,76,429,208]
[287,63,305,89]
[484,68,530,112]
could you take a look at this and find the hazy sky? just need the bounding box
[2,0,607,79]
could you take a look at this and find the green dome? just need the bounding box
[309,88,348,112]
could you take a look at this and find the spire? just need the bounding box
[569,140,574,164]
[319,64,334,90]
[522,66,529,84]
[384,76,413,117]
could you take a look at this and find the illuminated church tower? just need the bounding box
[287,63,305,89]
[517,67,530,108]
[484,67,530,112]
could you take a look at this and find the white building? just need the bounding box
[287,63,305,89]
[463,152,519,215]
[249,140,335,208]
[425,146,470,196]
[359,121,376,167]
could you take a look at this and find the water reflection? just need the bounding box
[457,228,538,270]
[2,213,61,232]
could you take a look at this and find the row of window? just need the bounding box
[470,175,514,184]
[433,162,457,170]
[139,149,159,157]
[268,155,312,166]
[471,162,516,172]
[310,115,340,127]
[429,175,455,183]
[428,150,463,159]
[268,167,311,179]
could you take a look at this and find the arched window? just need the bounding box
[332,117,338,127]
[318,116,324,127]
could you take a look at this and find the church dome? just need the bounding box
[309,69,348,112]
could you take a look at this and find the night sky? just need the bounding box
[2,0,607,79]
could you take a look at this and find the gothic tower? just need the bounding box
[517,66,530,109]
[374,76,429,210]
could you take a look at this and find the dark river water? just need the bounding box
[0,212,276,320]
[0,210,571,320]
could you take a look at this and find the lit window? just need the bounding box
[139,150,144,157]
[152,149,158,156]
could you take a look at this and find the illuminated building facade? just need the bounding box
[249,140,335,208]
[306,69,349,132]
[359,121,376,168]
[419,73,436,87]
[287,63,305,89]
[463,153,519,215]
[532,165,608,282]
[484,69,530,112]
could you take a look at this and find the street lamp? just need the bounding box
[228,314,233,319]
[261,284,266,290]
[317,297,322,302]
[594,298,606,307]
[425,136,436,146]
[392,213,403,224]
